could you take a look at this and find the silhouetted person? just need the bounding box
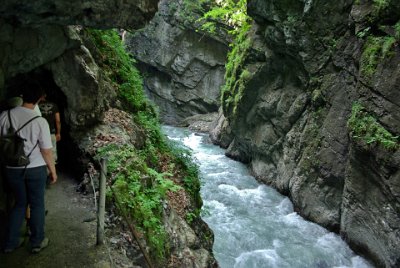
[39,95,61,164]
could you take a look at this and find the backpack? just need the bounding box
[0,110,40,167]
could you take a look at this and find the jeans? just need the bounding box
[5,166,47,249]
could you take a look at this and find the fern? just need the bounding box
[198,0,250,37]
[348,102,399,150]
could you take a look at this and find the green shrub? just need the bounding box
[96,144,182,261]
[166,140,201,207]
[87,29,204,263]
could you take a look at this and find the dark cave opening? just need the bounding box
[3,68,83,178]
[0,68,87,248]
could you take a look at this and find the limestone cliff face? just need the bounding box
[126,0,229,125]
[0,1,217,266]
[0,0,159,129]
[0,0,158,29]
[211,0,400,266]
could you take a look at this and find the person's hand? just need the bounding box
[49,171,57,184]
[55,133,61,142]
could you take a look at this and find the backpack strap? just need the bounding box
[8,110,41,134]
[7,109,41,134]
[7,109,14,132]
[15,115,41,134]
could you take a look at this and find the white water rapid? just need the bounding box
[163,126,373,268]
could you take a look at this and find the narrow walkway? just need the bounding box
[0,173,120,268]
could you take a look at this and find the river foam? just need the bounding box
[163,126,373,268]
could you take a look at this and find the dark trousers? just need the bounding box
[5,166,47,249]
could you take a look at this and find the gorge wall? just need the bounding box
[211,0,400,267]
[126,0,229,125]
[0,0,159,130]
[0,1,217,266]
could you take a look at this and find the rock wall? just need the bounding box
[0,22,114,130]
[0,0,159,30]
[0,0,160,124]
[211,0,400,266]
[126,0,229,125]
[0,1,218,266]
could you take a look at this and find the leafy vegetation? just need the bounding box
[360,35,396,76]
[348,102,399,150]
[96,144,175,260]
[95,140,203,262]
[372,0,390,11]
[86,29,204,263]
[355,1,398,77]
[198,0,249,36]
[196,0,252,118]
[179,0,210,22]
[87,30,153,114]
[221,21,252,118]
[395,20,400,40]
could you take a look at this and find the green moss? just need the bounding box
[166,140,202,208]
[86,29,205,264]
[360,35,396,76]
[395,21,400,40]
[197,0,249,36]
[195,0,252,120]
[348,102,399,150]
[96,144,179,261]
[96,140,204,263]
[179,0,211,24]
[356,27,371,38]
[86,29,154,114]
[299,108,326,173]
[221,22,252,118]
[372,0,389,11]
[311,89,325,107]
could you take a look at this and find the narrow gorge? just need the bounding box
[127,0,400,267]
[0,0,399,267]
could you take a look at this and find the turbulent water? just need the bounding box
[163,126,373,268]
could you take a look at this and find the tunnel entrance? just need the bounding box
[3,68,83,177]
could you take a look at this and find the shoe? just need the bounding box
[4,238,24,253]
[31,237,49,254]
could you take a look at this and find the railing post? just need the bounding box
[97,157,107,245]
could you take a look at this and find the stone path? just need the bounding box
[0,173,125,268]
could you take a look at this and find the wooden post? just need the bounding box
[97,158,107,245]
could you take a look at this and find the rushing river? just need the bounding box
[163,126,373,268]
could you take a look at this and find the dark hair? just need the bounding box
[22,86,45,104]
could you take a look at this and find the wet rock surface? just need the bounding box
[126,0,229,125]
[211,0,400,266]
[0,0,159,30]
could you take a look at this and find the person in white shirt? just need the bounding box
[0,86,57,253]
[5,96,41,116]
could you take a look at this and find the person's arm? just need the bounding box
[41,148,57,183]
[55,112,61,141]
